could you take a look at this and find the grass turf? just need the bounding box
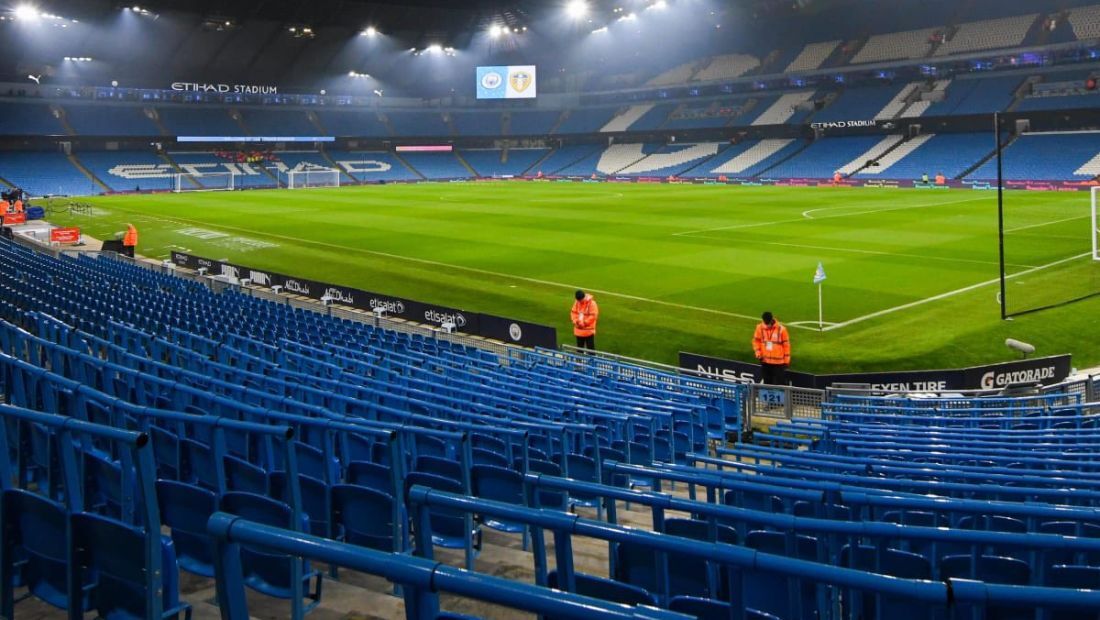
[47,181,1100,374]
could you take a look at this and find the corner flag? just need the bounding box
[813,262,827,285]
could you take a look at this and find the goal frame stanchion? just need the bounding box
[285,169,341,190]
[173,172,237,193]
[1092,185,1100,262]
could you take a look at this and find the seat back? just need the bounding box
[346,461,394,496]
[156,479,218,578]
[331,484,396,552]
[71,512,185,620]
[219,491,312,598]
[1,489,76,610]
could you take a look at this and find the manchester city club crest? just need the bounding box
[509,71,532,93]
[481,71,503,90]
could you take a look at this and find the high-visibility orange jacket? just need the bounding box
[753,320,790,366]
[935,174,946,186]
[122,224,138,247]
[571,294,599,338]
[12,200,22,213]
[833,172,842,183]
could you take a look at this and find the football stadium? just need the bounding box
[2,0,1100,618]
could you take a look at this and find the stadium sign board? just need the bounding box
[679,352,1073,391]
[171,252,557,349]
[171,82,277,95]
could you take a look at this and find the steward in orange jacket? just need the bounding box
[571,290,599,351]
[122,223,138,247]
[753,311,790,385]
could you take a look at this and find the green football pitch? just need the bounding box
[49,182,1100,374]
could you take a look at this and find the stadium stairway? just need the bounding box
[392,150,428,180]
[957,131,1019,179]
[52,104,77,136]
[454,151,479,177]
[377,111,398,137]
[837,134,906,175]
[67,154,111,194]
[855,133,936,176]
[147,108,173,137]
[161,152,202,190]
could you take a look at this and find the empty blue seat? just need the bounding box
[218,492,323,609]
[404,472,481,552]
[743,530,820,619]
[71,512,192,620]
[270,472,330,538]
[615,518,738,601]
[346,461,394,496]
[157,480,218,578]
[1047,565,1100,620]
[471,465,528,539]
[839,544,933,620]
[941,554,1032,620]
[1,489,91,612]
[331,484,397,552]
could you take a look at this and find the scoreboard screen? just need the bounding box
[476,66,537,99]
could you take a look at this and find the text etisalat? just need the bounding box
[171,82,277,95]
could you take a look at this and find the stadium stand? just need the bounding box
[328,150,422,182]
[934,14,1040,56]
[766,135,886,178]
[313,110,391,137]
[688,138,804,178]
[855,133,936,176]
[849,28,937,64]
[692,54,761,81]
[600,105,655,133]
[0,151,99,196]
[0,102,67,136]
[1068,3,1100,39]
[450,111,503,136]
[155,106,246,137]
[168,152,276,189]
[616,143,726,177]
[385,111,451,137]
[836,134,906,175]
[812,84,912,123]
[397,151,470,179]
[553,108,619,134]
[922,74,1024,116]
[899,79,952,118]
[646,61,699,86]
[968,130,1100,180]
[238,109,319,137]
[594,143,663,175]
[535,144,604,175]
[79,150,177,192]
[750,92,816,126]
[627,104,678,131]
[874,83,922,120]
[461,148,548,177]
[662,100,744,130]
[507,110,562,135]
[62,104,162,136]
[785,41,841,73]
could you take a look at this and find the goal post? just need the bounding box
[1093,185,1100,261]
[285,169,341,190]
[173,172,237,193]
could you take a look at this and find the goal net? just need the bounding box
[999,183,1100,317]
[285,169,341,190]
[173,172,237,193]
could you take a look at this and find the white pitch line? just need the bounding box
[821,252,1093,332]
[800,195,989,220]
[684,235,1037,270]
[674,195,989,236]
[102,206,815,329]
[1005,214,1090,233]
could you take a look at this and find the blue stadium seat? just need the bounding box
[157,480,219,578]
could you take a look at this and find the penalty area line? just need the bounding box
[822,252,1093,332]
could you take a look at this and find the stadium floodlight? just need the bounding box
[14,4,40,20]
[489,24,504,38]
[426,44,443,54]
[363,26,377,36]
[592,26,608,34]
[647,0,668,10]
[566,0,588,19]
